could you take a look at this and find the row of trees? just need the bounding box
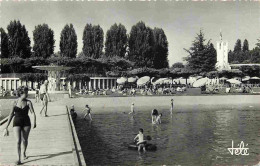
[1,20,169,69]
[228,39,260,64]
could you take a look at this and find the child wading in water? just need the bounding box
[170,99,174,115]
[134,128,147,152]
[129,103,135,114]
[83,105,92,120]
[154,113,162,124]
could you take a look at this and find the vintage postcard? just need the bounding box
[0,1,259,165]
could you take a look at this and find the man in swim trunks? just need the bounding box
[129,103,135,114]
[39,80,50,117]
[83,105,92,120]
[134,128,146,152]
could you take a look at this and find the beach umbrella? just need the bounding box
[192,78,208,87]
[116,77,127,84]
[227,79,242,84]
[242,76,250,81]
[219,77,228,80]
[164,78,173,84]
[250,76,260,80]
[153,78,168,85]
[137,76,150,86]
[128,77,137,83]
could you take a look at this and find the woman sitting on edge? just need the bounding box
[3,86,36,165]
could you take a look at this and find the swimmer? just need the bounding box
[83,105,92,120]
[129,103,135,114]
[70,105,77,121]
[154,113,162,124]
[170,99,174,114]
[134,128,146,152]
[151,109,159,123]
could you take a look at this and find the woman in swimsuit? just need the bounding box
[3,86,37,165]
[151,109,159,123]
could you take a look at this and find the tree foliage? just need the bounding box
[184,30,216,72]
[33,24,55,59]
[0,28,9,58]
[60,24,78,58]
[105,23,127,58]
[7,20,31,58]
[82,24,104,58]
[171,62,184,69]
[128,21,154,68]
[153,27,169,69]
[242,39,249,52]
[234,39,242,53]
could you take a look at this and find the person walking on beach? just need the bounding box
[3,86,36,165]
[170,99,174,115]
[83,105,92,120]
[129,103,135,114]
[39,80,50,117]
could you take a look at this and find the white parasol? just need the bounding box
[192,78,208,87]
[116,77,127,84]
[128,77,137,83]
[137,76,150,86]
[226,79,242,84]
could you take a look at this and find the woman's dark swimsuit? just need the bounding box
[13,105,31,127]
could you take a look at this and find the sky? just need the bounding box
[1,1,260,66]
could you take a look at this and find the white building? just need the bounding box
[215,32,231,71]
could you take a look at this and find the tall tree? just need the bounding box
[0,28,9,58]
[7,20,31,58]
[128,21,154,68]
[256,37,260,48]
[184,30,216,72]
[153,27,169,69]
[33,24,55,59]
[82,24,104,58]
[203,43,217,71]
[60,24,78,58]
[105,23,127,58]
[234,39,242,53]
[243,39,249,52]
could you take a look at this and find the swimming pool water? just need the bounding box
[74,106,260,165]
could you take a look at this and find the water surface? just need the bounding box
[74,105,260,165]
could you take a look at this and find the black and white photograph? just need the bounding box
[0,1,260,165]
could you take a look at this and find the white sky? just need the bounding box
[1,1,260,66]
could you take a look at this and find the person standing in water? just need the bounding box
[129,103,135,114]
[151,109,159,123]
[83,105,92,120]
[3,86,36,165]
[134,128,147,152]
[39,80,50,117]
[170,99,174,115]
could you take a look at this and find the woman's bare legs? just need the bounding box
[21,126,31,159]
[40,102,46,115]
[44,101,48,116]
[13,127,22,164]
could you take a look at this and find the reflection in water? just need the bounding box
[75,106,260,165]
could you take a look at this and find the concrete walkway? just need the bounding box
[0,102,84,166]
